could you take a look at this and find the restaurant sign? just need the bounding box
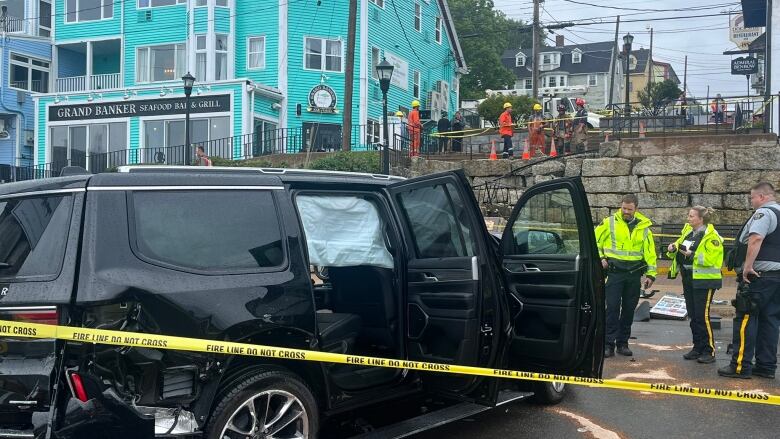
[49,94,231,121]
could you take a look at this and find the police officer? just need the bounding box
[719,182,780,379]
[595,194,657,357]
[667,206,723,363]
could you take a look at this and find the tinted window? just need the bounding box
[507,188,580,255]
[397,183,476,258]
[132,190,284,272]
[0,195,72,280]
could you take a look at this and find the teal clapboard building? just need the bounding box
[34,0,465,172]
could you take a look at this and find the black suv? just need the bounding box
[0,167,604,439]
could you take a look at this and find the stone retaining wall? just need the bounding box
[404,134,779,226]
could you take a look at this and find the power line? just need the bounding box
[556,0,738,13]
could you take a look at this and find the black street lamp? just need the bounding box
[376,58,394,175]
[182,72,196,165]
[622,33,634,118]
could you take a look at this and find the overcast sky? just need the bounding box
[492,0,759,101]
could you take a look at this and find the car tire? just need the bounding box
[205,370,319,439]
[530,381,567,405]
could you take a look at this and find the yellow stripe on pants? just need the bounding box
[704,289,714,354]
[736,314,751,374]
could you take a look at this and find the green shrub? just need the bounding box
[307,151,381,173]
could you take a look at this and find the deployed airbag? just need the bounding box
[296,195,394,269]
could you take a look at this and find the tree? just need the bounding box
[477,94,536,126]
[449,0,534,100]
[637,79,683,116]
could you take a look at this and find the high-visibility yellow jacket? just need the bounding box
[595,211,657,278]
[667,223,724,282]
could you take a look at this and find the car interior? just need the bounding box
[295,192,402,391]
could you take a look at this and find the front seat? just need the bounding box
[327,266,396,349]
[316,312,362,354]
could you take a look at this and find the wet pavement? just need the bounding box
[413,318,780,439]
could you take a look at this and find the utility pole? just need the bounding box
[682,55,688,122]
[531,0,541,101]
[763,0,773,133]
[608,15,620,110]
[647,27,654,88]
[341,0,358,151]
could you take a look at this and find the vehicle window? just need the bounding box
[0,195,72,280]
[397,183,476,258]
[132,190,284,272]
[508,188,580,255]
[295,194,394,269]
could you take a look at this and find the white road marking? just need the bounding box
[555,409,622,439]
[613,368,675,381]
[634,343,690,351]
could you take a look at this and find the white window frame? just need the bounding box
[137,0,187,8]
[195,0,206,6]
[572,50,581,64]
[524,79,532,89]
[369,0,384,7]
[588,74,597,86]
[435,16,442,44]
[9,53,50,93]
[247,36,266,70]
[414,2,421,32]
[215,33,229,80]
[559,76,566,86]
[39,0,52,36]
[371,46,380,80]
[195,35,207,80]
[66,0,114,23]
[515,55,525,67]
[542,53,551,65]
[136,43,186,84]
[366,119,381,146]
[215,0,228,6]
[413,70,420,99]
[303,36,344,73]
[548,76,557,88]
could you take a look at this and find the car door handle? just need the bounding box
[421,273,439,282]
[523,264,541,272]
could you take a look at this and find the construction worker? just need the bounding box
[408,101,422,157]
[572,98,588,153]
[498,102,514,158]
[528,103,546,156]
[719,182,780,379]
[392,111,406,150]
[553,103,570,155]
[711,93,726,124]
[595,194,657,358]
[667,206,723,364]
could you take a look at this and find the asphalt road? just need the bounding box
[413,319,780,439]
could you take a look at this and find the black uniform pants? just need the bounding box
[681,273,716,355]
[502,135,513,156]
[730,275,780,374]
[605,270,642,347]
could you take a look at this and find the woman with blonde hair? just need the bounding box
[667,206,724,364]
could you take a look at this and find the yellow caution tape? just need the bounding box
[1,320,777,406]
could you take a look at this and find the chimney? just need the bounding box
[555,35,565,47]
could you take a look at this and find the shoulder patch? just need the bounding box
[711,239,720,247]
[754,212,765,220]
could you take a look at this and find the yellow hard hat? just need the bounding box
[411,100,420,108]
[533,103,542,111]
[395,111,404,117]
[503,102,512,109]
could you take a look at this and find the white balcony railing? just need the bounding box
[90,73,121,90]
[56,73,121,93]
[2,16,26,33]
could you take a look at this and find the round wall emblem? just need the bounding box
[308,85,337,113]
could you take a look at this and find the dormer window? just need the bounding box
[543,54,551,64]
[572,50,582,64]
[629,55,638,71]
[516,55,525,67]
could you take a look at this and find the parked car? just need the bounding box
[0,167,605,439]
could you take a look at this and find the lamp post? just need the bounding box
[376,58,394,175]
[182,72,196,165]
[623,33,634,118]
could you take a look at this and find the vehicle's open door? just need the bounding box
[500,177,604,377]
[388,171,502,403]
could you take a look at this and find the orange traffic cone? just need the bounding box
[639,121,647,138]
[489,140,498,160]
[549,136,558,158]
[521,137,531,160]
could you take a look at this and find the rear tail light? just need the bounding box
[68,372,89,402]
[0,306,59,325]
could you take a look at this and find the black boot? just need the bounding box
[752,368,775,379]
[616,345,633,356]
[604,345,615,358]
[697,353,716,364]
[717,364,751,379]
[683,349,702,360]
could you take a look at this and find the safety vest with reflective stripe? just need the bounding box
[667,223,724,281]
[595,211,658,277]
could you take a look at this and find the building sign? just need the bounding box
[729,14,762,50]
[731,57,759,76]
[49,94,231,122]
[384,51,408,90]
[308,84,338,114]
